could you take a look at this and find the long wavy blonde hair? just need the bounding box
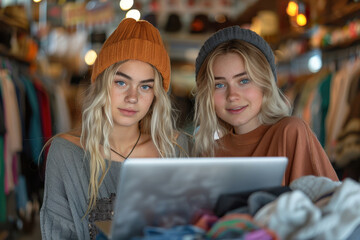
[193,40,292,157]
[81,61,177,215]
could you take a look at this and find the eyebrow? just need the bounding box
[214,72,247,80]
[115,71,154,83]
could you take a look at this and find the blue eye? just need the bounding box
[115,80,126,87]
[215,83,225,89]
[239,79,250,84]
[141,85,152,90]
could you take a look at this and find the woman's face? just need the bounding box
[212,52,263,134]
[110,60,155,128]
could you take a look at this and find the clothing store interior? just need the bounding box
[1,0,360,239]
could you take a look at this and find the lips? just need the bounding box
[119,108,138,116]
[226,105,247,113]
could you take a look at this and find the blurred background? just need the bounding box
[1,0,360,239]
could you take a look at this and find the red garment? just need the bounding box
[33,80,52,142]
[33,79,52,161]
[215,117,339,185]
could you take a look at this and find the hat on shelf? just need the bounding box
[91,18,171,91]
[0,5,29,31]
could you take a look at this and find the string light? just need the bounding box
[126,9,141,20]
[308,54,322,73]
[85,50,97,66]
[286,0,298,17]
[296,13,307,26]
[119,0,134,11]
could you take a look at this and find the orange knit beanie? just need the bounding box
[91,18,171,91]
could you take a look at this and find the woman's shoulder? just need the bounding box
[274,116,308,131]
[265,117,311,140]
[45,133,87,176]
[48,131,83,154]
[57,131,82,147]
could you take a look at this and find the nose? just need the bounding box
[226,85,239,102]
[125,87,138,104]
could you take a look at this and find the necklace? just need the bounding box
[110,131,141,160]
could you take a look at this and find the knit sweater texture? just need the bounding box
[40,133,192,239]
[215,117,339,185]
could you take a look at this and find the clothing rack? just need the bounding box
[0,53,72,238]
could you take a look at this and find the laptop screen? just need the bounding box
[110,157,288,239]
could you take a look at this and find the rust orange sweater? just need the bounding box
[215,117,339,185]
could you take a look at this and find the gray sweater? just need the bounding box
[40,134,192,239]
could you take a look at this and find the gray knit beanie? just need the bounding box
[195,25,277,82]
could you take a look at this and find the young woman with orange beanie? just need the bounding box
[40,18,191,239]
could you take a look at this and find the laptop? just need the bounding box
[109,157,288,239]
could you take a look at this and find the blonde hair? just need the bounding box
[81,61,177,215]
[193,40,292,157]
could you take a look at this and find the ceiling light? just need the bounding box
[126,9,141,20]
[119,0,134,11]
[286,0,298,17]
[296,13,307,26]
[85,50,97,66]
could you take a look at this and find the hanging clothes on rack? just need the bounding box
[310,72,333,147]
[33,78,53,161]
[0,69,22,194]
[0,54,72,236]
[0,82,6,222]
[280,43,360,181]
[335,86,360,180]
[325,58,360,161]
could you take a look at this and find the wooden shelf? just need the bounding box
[318,3,360,26]
[0,46,31,65]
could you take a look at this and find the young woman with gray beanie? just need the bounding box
[193,25,338,185]
[40,18,191,239]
